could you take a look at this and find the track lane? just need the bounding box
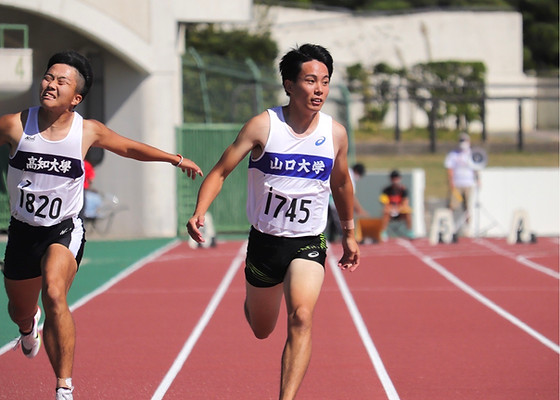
[2,237,557,399]
[163,248,388,399]
[340,239,559,400]
[0,241,242,399]
[411,237,559,343]
[421,253,558,343]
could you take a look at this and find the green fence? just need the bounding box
[176,123,249,237]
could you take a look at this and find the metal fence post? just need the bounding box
[517,98,523,151]
[394,87,401,142]
[481,91,487,142]
[429,99,437,152]
[187,48,212,123]
[245,58,264,114]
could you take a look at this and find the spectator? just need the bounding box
[379,170,413,241]
[444,132,479,235]
[82,159,103,220]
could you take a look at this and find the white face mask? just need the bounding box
[459,141,470,151]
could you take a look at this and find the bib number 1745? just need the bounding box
[264,188,311,224]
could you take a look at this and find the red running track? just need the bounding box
[0,236,558,399]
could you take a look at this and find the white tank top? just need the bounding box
[247,107,334,237]
[7,107,85,226]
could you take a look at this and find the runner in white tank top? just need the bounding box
[247,106,334,237]
[0,50,202,400]
[8,106,85,227]
[187,44,359,400]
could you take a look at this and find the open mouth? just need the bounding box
[41,91,55,100]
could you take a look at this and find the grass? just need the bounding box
[356,150,559,200]
[354,125,461,142]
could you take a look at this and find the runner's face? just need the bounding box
[40,64,83,109]
[286,60,330,112]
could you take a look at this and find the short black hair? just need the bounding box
[46,50,93,100]
[279,44,333,95]
[352,163,366,177]
[390,170,400,179]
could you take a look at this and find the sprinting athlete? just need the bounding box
[0,50,202,400]
[187,43,359,400]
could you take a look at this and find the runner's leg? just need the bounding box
[244,281,284,339]
[41,243,77,388]
[4,277,42,333]
[280,259,324,400]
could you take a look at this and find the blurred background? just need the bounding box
[0,0,557,239]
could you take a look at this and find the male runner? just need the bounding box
[0,50,202,399]
[187,43,359,399]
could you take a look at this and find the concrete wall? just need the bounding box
[0,48,32,99]
[475,168,559,237]
[0,0,252,237]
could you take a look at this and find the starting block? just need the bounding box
[507,209,537,244]
[429,208,457,245]
[188,212,217,248]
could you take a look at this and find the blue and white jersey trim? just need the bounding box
[249,151,333,181]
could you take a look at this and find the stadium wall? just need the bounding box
[476,168,559,237]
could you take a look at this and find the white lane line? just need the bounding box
[475,239,559,279]
[398,239,560,354]
[328,253,401,400]
[0,239,181,356]
[151,241,247,400]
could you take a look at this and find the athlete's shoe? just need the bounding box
[13,307,42,359]
[55,387,73,400]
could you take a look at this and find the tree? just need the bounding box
[182,24,280,123]
[406,61,487,131]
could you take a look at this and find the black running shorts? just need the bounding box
[3,217,86,280]
[244,227,328,288]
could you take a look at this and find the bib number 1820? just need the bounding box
[19,189,63,220]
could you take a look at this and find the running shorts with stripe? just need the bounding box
[244,227,327,288]
[3,216,86,280]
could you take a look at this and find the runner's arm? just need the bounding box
[187,112,268,242]
[330,121,359,271]
[83,119,202,178]
[0,113,24,152]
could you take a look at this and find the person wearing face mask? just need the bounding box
[444,132,480,235]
